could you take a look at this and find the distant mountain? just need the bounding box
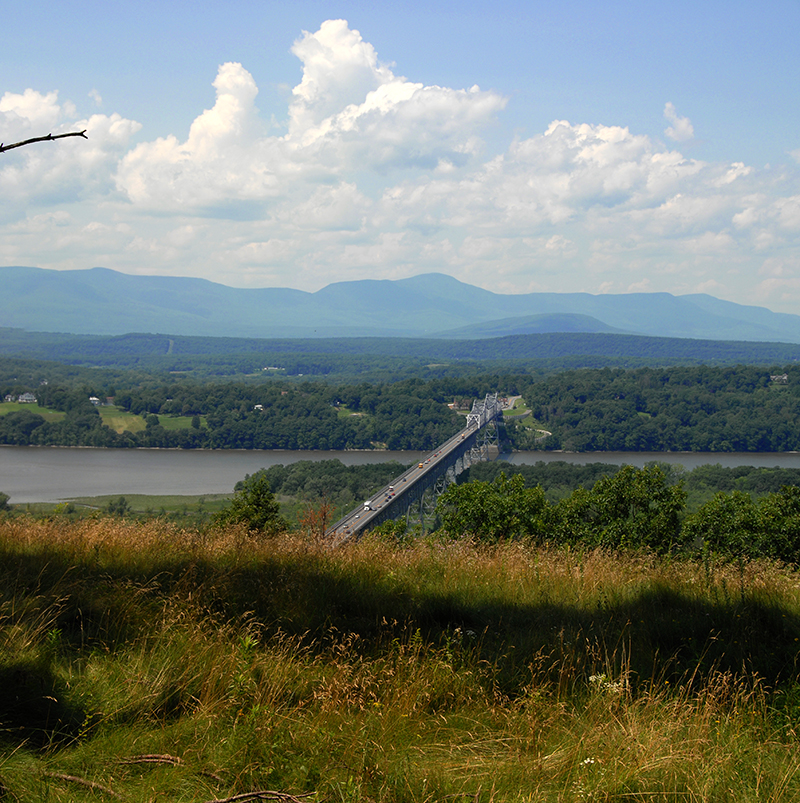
[433,313,627,338]
[3,265,800,343]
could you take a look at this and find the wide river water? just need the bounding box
[4,445,800,504]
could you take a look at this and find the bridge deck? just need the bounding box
[327,393,503,543]
[327,423,478,542]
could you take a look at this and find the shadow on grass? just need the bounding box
[0,659,87,749]
[180,556,800,694]
[5,542,800,707]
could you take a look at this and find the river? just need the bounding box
[3,445,800,504]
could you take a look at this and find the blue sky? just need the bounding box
[2,0,799,313]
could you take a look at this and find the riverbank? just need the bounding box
[6,444,800,504]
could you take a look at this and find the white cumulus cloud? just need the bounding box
[663,101,694,142]
[0,88,71,138]
[115,20,506,211]
[0,90,140,213]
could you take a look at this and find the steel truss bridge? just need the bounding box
[327,393,505,543]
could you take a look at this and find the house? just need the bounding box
[18,392,37,404]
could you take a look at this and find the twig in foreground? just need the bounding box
[43,771,124,799]
[0,130,88,153]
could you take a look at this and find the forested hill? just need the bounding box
[1,328,799,380]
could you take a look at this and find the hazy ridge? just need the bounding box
[4,265,800,343]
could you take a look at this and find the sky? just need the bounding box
[1,0,799,313]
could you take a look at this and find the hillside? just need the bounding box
[3,518,800,801]
[2,328,799,374]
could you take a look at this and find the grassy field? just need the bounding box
[98,408,206,434]
[98,406,146,433]
[337,404,368,419]
[3,516,800,801]
[157,414,206,432]
[0,403,205,435]
[0,401,65,422]
[64,493,231,513]
[18,493,336,532]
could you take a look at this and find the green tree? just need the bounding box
[758,485,800,563]
[681,485,800,563]
[214,474,286,534]
[682,491,762,560]
[105,496,131,517]
[552,464,685,551]
[0,492,10,512]
[436,473,549,542]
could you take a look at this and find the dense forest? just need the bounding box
[525,364,800,451]
[4,362,800,452]
[0,377,504,450]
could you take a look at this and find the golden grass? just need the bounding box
[3,517,800,800]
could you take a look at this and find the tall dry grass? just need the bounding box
[3,516,800,800]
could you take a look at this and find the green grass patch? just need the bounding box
[0,401,65,421]
[65,493,231,513]
[156,414,205,431]
[98,406,146,433]
[98,408,207,434]
[336,404,368,419]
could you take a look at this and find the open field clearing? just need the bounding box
[98,406,146,433]
[157,414,206,432]
[98,408,205,434]
[0,401,64,422]
[4,517,800,801]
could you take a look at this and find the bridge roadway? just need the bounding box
[327,393,502,543]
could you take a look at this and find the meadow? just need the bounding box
[0,401,65,422]
[3,515,800,801]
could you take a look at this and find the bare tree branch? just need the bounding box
[0,130,88,153]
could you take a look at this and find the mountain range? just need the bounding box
[3,265,800,344]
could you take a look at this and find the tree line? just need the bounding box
[4,364,800,453]
[0,379,491,450]
[522,364,800,452]
[435,465,800,564]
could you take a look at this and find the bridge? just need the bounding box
[327,393,505,543]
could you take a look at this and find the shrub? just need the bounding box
[214,473,286,534]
